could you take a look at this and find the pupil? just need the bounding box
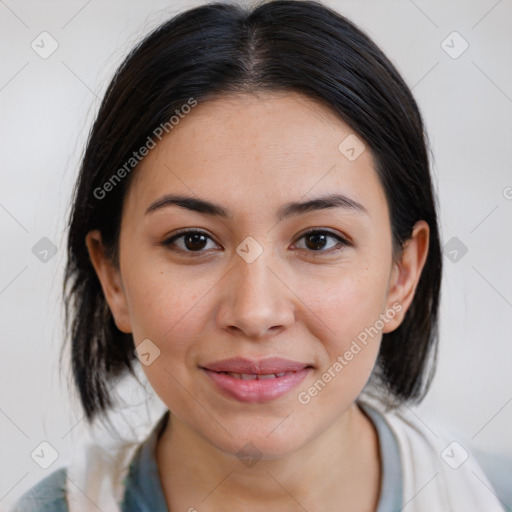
[306,233,327,250]
[185,233,207,250]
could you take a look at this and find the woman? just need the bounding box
[12,1,506,511]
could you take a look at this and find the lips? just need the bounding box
[200,357,313,403]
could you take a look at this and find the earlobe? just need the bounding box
[382,221,430,333]
[85,230,132,334]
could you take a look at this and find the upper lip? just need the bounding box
[201,357,312,375]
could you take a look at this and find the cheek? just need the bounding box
[296,255,391,393]
[296,277,384,414]
[121,263,214,413]
[120,260,221,404]
[303,261,390,347]
[122,259,215,340]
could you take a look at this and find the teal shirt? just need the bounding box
[10,405,511,512]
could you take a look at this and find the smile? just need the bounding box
[216,371,293,380]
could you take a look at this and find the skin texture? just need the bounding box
[86,91,429,511]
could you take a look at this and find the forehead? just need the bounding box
[126,91,388,220]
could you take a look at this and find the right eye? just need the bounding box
[161,230,221,254]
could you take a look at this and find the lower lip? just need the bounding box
[202,368,311,403]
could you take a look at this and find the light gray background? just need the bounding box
[1,0,511,509]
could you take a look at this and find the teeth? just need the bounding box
[258,373,277,379]
[222,372,290,380]
[240,373,258,380]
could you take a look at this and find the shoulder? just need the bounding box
[10,467,68,512]
[359,396,508,511]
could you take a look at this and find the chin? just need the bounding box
[203,418,313,462]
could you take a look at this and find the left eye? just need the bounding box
[294,230,347,252]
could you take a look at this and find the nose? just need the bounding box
[216,249,295,339]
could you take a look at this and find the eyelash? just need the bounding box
[161,229,350,257]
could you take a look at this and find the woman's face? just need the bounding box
[88,92,428,458]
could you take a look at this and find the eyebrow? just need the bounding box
[145,193,368,219]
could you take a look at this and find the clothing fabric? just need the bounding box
[119,402,404,512]
[10,396,507,512]
[360,396,506,512]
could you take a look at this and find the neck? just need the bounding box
[156,403,381,512]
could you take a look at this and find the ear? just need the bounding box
[85,230,132,333]
[382,220,430,333]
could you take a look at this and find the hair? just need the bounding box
[63,0,442,424]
